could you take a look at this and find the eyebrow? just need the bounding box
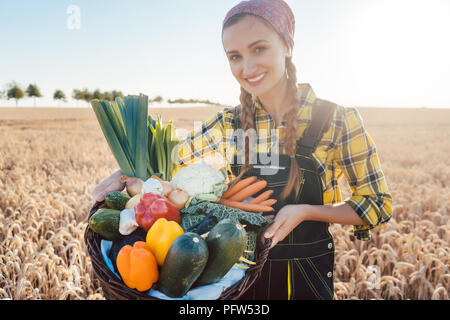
[226,40,269,55]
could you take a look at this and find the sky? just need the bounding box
[1,0,449,108]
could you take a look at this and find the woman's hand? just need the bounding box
[91,169,125,203]
[262,204,309,249]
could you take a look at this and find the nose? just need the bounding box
[242,58,258,78]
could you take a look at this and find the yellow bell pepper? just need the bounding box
[146,218,184,266]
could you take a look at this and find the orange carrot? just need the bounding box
[221,176,257,199]
[218,199,274,213]
[248,190,274,204]
[260,199,277,207]
[229,180,268,202]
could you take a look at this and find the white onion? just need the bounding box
[168,189,189,210]
[161,181,175,197]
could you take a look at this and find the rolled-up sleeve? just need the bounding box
[335,107,393,241]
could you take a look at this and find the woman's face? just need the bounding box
[222,15,290,98]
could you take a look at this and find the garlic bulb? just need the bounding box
[140,178,164,196]
[119,208,139,236]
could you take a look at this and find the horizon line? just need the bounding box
[1,105,450,110]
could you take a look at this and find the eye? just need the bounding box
[229,54,241,62]
[254,46,266,54]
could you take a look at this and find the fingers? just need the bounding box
[269,223,292,248]
[91,172,125,203]
[260,205,305,249]
[263,216,283,240]
[91,184,109,203]
[261,215,293,249]
[95,190,107,202]
[262,218,285,249]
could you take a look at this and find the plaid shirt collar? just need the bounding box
[252,83,317,124]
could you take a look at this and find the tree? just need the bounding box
[72,88,93,107]
[93,89,104,100]
[111,90,123,100]
[101,90,124,101]
[54,89,66,101]
[72,89,83,107]
[71,88,124,105]
[150,96,163,103]
[102,91,114,101]
[72,89,82,100]
[26,84,43,107]
[81,88,93,104]
[53,89,67,106]
[167,97,223,106]
[7,82,25,107]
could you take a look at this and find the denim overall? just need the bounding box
[230,99,337,300]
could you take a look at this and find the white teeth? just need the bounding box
[247,73,265,82]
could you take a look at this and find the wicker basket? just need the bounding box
[84,201,271,300]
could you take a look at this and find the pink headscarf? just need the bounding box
[223,0,296,50]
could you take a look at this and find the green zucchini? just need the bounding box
[158,232,209,297]
[196,218,246,286]
[88,209,121,241]
[105,191,130,211]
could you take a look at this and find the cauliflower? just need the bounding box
[170,162,227,197]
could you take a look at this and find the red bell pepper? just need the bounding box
[134,193,181,231]
[141,192,164,207]
[134,202,156,231]
[149,198,180,222]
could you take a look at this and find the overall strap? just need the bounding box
[296,99,337,156]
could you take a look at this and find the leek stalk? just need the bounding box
[91,94,149,181]
[92,93,180,182]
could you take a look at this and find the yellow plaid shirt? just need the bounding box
[177,83,392,241]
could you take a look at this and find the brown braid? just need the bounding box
[280,56,302,200]
[228,87,255,189]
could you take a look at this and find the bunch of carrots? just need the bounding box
[218,176,276,213]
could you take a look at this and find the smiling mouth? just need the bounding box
[246,72,267,85]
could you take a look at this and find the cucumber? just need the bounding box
[105,191,130,211]
[88,209,121,241]
[158,232,208,297]
[196,218,246,286]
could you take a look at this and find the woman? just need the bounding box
[92,0,392,300]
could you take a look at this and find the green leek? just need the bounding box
[92,94,180,182]
[91,94,149,181]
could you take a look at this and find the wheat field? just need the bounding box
[0,106,449,300]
